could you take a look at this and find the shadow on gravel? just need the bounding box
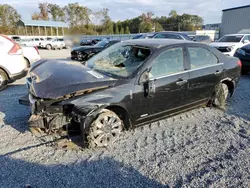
[226,75,250,121]
[0,156,168,188]
[0,84,30,133]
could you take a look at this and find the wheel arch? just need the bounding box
[105,105,132,130]
[0,66,10,79]
[221,78,235,96]
[24,57,31,67]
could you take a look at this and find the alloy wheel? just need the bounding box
[88,110,123,148]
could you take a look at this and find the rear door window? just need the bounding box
[188,47,218,69]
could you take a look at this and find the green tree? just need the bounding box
[115,24,119,34]
[100,8,113,34]
[65,3,91,27]
[154,22,163,32]
[48,4,65,21]
[120,26,124,34]
[140,22,152,32]
[0,4,21,34]
[125,26,130,34]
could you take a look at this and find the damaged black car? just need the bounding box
[19,39,241,148]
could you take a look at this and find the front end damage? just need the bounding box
[20,90,107,145]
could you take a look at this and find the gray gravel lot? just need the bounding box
[0,49,250,188]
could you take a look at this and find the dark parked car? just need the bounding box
[152,32,191,40]
[234,44,250,74]
[91,38,102,45]
[192,35,213,43]
[80,39,92,46]
[20,39,241,148]
[71,40,120,61]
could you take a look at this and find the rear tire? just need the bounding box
[0,69,8,91]
[213,83,229,109]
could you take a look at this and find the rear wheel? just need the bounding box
[0,69,8,91]
[87,109,123,148]
[213,83,229,109]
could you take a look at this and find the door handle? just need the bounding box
[214,70,221,75]
[176,79,187,86]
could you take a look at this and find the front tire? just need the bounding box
[0,69,8,91]
[213,83,229,109]
[87,109,123,148]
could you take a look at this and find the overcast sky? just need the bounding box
[1,0,249,24]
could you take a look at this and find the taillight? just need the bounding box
[34,46,39,55]
[237,60,242,67]
[0,34,22,55]
[9,42,22,55]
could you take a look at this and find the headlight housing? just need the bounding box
[236,48,246,56]
[227,45,235,52]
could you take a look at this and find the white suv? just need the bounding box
[0,35,29,90]
[210,34,250,56]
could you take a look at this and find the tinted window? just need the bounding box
[35,38,39,41]
[154,33,183,40]
[154,34,165,39]
[166,34,183,40]
[242,35,250,41]
[188,47,218,69]
[218,35,243,42]
[150,48,184,77]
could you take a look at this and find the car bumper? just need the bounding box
[9,68,28,81]
[222,51,235,56]
[234,54,250,70]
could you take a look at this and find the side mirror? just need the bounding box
[139,68,155,98]
[144,79,155,98]
[139,68,151,84]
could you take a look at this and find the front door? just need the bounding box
[133,47,189,125]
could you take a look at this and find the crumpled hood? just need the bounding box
[28,59,117,99]
[210,42,238,48]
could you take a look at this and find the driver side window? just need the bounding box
[150,47,184,78]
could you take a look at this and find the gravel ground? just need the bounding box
[0,50,250,188]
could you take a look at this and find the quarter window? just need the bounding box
[188,47,218,69]
[150,48,184,78]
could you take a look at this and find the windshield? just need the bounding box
[86,42,151,78]
[94,40,109,47]
[218,35,243,42]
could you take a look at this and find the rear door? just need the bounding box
[185,44,223,105]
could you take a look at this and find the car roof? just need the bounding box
[122,39,194,49]
[154,31,187,35]
[224,34,247,36]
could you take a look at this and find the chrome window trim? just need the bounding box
[150,63,223,81]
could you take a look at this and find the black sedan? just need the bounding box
[71,40,120,61]
[234,44,250,74]
[20,39,241,148]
